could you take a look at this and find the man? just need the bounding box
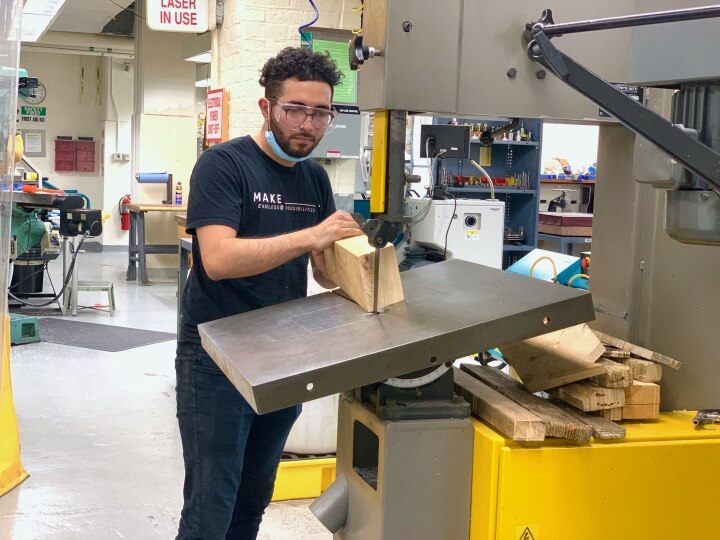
[175,47,362,539]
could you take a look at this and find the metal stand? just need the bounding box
[311,370,473,539]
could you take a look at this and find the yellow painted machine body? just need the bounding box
[273,413,720,540]
[470,412,720,540]
[369,110,388,214]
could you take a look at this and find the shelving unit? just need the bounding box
[434,117,543,268]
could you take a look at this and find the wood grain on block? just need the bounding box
[324,236,404,312]
[623,358,663,383]
[461,364,592,443]
[593,330,682,370]
[589,359,633,389]
[622,403,660,420]
[552,400,626,440]
[500,323,606,393]
[453,368,546,442]
[550,382,625,412]
[592,407,623,421]
[624,381,660,405]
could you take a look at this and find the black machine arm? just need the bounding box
[523,6,720,193]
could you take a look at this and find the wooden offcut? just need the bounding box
[592,407,623,421]
[550,382,625,412]
[553,400,626,440]
[623,358,663,383]
[461,364,592,443]
[622,403,660,420]
[453,368,546,442]
[593,331,682,370]
[324,236,404,312]
[500,324,606,392]
[589,359,633,389]
[622,381,660,420]
[602,349,631,360]
[624,381,660,404]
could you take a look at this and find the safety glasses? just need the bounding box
[269,98,338,133]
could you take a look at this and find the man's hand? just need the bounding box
[308,211,363,251]
[310,250,337,289]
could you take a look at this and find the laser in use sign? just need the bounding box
[146,0,208,32]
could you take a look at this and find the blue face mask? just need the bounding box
[264,128,310,163]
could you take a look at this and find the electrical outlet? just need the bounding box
[121,153,130,161]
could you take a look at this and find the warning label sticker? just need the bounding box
[517,526,537,540]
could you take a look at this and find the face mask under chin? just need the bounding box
[264,111,313,163]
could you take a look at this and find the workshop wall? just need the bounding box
[132,15,196,266]
[214,0,361,194]
[17,51,105,210]
[101,58,134,247]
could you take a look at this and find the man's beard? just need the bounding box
[268,117,321,158]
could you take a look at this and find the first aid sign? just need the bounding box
[146,0,208,32]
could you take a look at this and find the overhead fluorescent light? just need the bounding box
[22,0,66,42]
[185,52,211,63]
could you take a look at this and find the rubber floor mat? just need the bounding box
[39,318,176,352]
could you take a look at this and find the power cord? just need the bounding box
[442,191,457,260]
[298,0,320,43]
[8,232,90,307]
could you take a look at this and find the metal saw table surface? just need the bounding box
[199,259,594,414]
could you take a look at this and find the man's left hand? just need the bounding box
[311,250,337,289]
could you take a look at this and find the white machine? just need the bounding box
[405,198,505,268]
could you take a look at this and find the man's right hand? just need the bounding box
[309,211,363,251]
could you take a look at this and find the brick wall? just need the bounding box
[215,0,361,138]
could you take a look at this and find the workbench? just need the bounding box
[125,203,187,285]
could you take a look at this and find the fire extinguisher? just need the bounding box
[118,194,131,231]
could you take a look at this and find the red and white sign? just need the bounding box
[146,0,208,33]
[205,88,225,143]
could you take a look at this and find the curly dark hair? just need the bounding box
[259,47,343,99]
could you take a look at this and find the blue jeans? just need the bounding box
[175,339,301,540]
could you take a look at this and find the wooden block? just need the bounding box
[624,381,660,405]
[500,324,606,392]
[622,403,660,420]
[589,359,633,389]
[623,358,663,383]
[461,364,592,443]
[324,236,404,312]
[592,407,623,421]
[550,382,625,412]
[593,330,682,370]
[552,400,626,440]
[453,368,546,442]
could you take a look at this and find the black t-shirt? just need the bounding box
[180,135,335,340]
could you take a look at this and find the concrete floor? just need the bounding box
[0,251,331,539]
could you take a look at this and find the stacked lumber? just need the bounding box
[544,331,675,421]
[453,365,621,443]
[453,328,680,442]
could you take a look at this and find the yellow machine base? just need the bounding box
[272,457,336,502]
[1,318,29,496]
[471,412,720,540]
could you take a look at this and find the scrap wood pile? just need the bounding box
[454,324,681,443]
